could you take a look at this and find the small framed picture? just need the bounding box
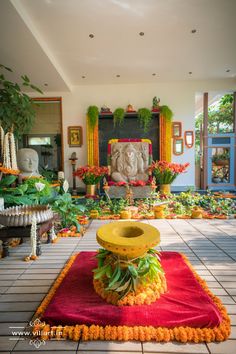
[184,131,194,148]
[173,138,184,155]
[68,126,83,147]
[172,122,182,138]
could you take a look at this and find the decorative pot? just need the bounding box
[90,210,99,219]
[191,207,203,219]
[214,159,228,166]
[86,184,96,196]
[159,184,171,194]
[154,205,166,219]
[0,205,53,227]
[120,210,131,219]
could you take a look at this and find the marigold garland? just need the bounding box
[93,273,167,306]
[32,253,231,343]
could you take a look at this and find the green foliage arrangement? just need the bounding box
[0,64,42,138]
[87,105,99,130]
[137,108,152,132]
[52,193,85,230]
[0,177,53,206]
[160,105,173,121]
[212,151,230,164]
[113,107,125,127]
[93,248,164,299]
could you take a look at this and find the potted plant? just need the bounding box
[149,160,189,194]
[212,151,230,166]
[137,108,152,132]
[87,105,99,130]
[113,107,125,127]
[74,165,109,196]
[0,64,42,138]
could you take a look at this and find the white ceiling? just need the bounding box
[0,0,236,91]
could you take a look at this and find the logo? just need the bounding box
[9,318,63,348]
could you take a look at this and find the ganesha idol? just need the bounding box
[108,140,152,198]
[111,143,149,183]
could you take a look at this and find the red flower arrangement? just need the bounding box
[74,165,109,185]
[149,161,189,184]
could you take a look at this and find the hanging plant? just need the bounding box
[0,64,43,139]
[137,108,152,133]
[87,105,99,130]
[160,105,173,122]
[113,108,125,127]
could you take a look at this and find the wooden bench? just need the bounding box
[0,218,54,258]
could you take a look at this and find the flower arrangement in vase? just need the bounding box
[149,161,189,193]
[74,165,109,196]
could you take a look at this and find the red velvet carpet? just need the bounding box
[42,252,222,328]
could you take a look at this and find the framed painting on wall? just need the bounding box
[68,126,83,147]
[172,122,182,138]
[184,131,194,148]
[173,138,184,155]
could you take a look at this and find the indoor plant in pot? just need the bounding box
[74,165,109,196]
[149,160,189,194]
[0,64,43,139]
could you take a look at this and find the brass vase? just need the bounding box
[86,184,96,196]
[159,184,171,194]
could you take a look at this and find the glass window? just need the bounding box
[28,136,51,146]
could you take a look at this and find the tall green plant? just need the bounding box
[160,105,173,122]
[0,64,42,138]
[87,105,99,130]
[137,108,152,132]
[52,193,85,231]
[113,108,125,127]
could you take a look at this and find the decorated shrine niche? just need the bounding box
[87,112,172,166]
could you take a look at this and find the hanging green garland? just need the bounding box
[137,108,152,133]
[87,105,99,130]
[113,108,125,127]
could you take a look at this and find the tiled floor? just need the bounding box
[0,219,236,354]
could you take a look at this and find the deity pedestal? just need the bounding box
[108,185,153,199]
[93,221,167,306]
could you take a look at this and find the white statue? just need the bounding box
[111,143,149,182]
[17,148,41,177]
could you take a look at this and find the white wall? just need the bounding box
[41,78,236,189]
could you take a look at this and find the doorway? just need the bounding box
[20,97,63,179]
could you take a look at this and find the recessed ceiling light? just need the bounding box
[189,71,192,75]
[116,74,120,78]
[89,33,94,38]
[191,29,197,33]
[139,31,144,36]
[82,76,86,79]
[152,73,156,76]
[226,69,230,72]
[44,83,48,86]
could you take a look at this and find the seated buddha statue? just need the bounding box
[111,143,149,182]
[17,148,41,178]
